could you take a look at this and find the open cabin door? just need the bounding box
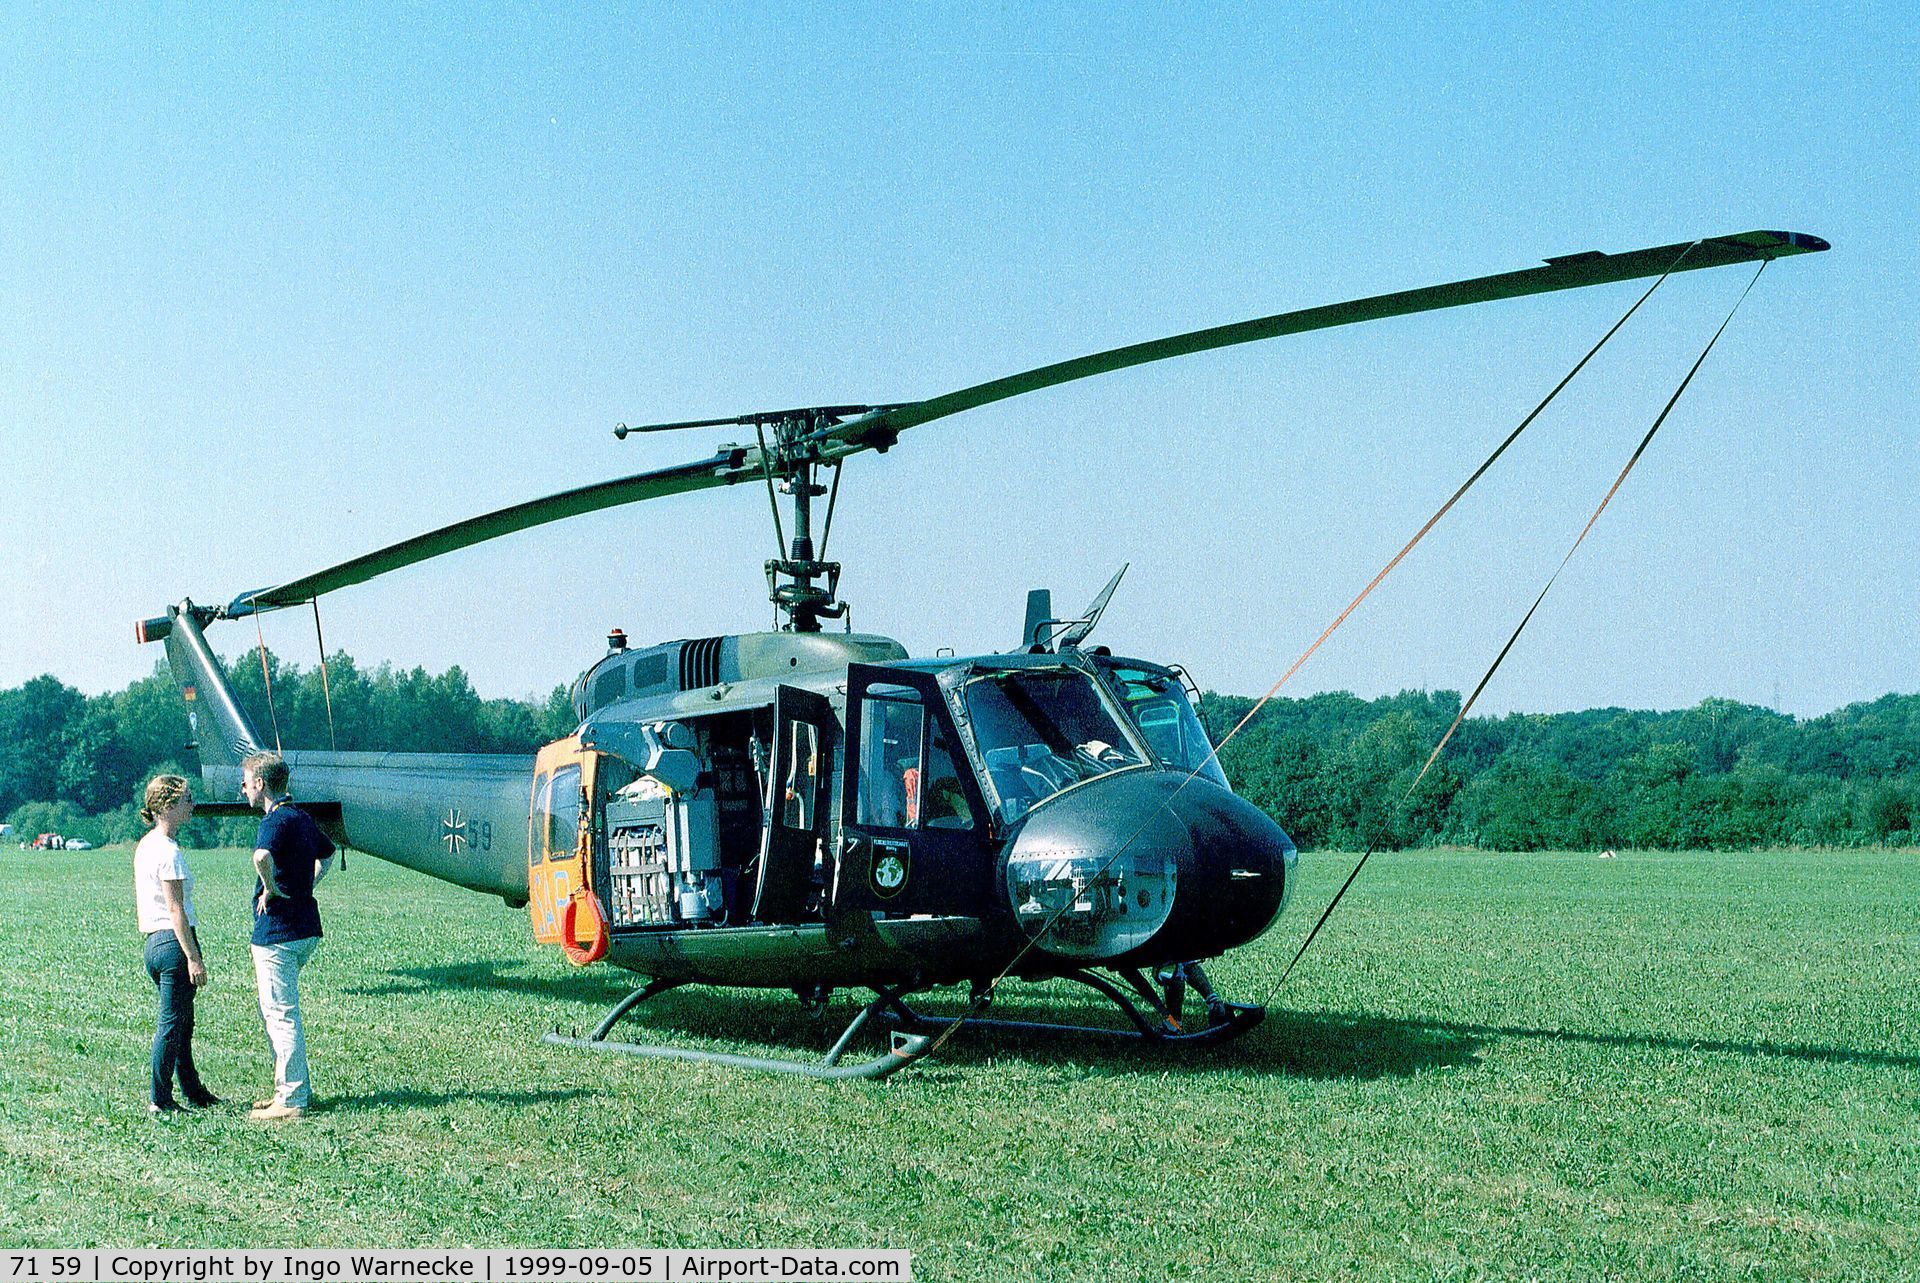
[752,685,835,922]
[528,737,599,948]
[837,664,993,916]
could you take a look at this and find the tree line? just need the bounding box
[1205,688,1920,850]
[0,652,574,848]
[2,650,1914,851]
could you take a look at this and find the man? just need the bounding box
[240,751,334,1122]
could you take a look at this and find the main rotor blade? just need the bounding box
[220,229,1825,618]
[815,230,1828,455]
[225,449,752,616]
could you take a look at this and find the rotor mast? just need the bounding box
[615,405,887,632]
[764,412,844,633]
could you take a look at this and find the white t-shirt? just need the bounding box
[134,829,197,935]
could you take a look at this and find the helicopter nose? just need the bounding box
[1000,768,1294,966]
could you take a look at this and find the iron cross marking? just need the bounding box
[442,807,468,855]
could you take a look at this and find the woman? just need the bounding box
[133,774,218,1112]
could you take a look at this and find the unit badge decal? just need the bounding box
[871,846,909,899]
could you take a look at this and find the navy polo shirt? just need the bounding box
[252,803,334,946]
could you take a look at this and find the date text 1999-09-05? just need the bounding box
[6,1253,911,1283]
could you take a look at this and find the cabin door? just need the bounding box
[837,665,993,916]
[752,685,835,922]
[528,738,598,947]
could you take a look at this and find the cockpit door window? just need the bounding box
[855,690,924,829]
[839,665,991,915]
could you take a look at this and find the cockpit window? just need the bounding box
[856,690,923,829]
[962,667,1145,824]
[1102,664,1230,788]
[544,763,582,861]
[855,684,975,831]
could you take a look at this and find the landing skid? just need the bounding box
[541,980,936,1081]
[540,967,1263,1080]
[887,968,1265,1049]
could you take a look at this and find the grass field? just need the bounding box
[1,844,1915,1281]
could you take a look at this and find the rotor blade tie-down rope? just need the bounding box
[251,602,283,755]
[916,244,1706,1060]
[1263,257,1770,1002]
[310,597,344,868]
[311,598,338,752]
[1205,241,1702,770]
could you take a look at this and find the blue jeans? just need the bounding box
[144,931,210,1108]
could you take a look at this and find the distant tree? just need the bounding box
[55,700,138,814]
[0,676,86,814]
[1862,779,1915,844]
[112,665,194,779]
[1452,756,1606,851]
[1226,730,1331,848]
[1320,710,1460,850]
[541,684,579,740]
[5,799,90,843]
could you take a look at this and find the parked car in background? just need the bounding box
[64,839,93,851]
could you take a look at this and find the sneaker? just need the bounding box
[184,1093,222,1109]
[252,1097,276,1109]
[148,1101,183,1115]
[248,1102,306,1122]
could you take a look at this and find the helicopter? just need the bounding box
[138,230,1826,1079]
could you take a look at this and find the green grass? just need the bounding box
[2,845,1915,1281]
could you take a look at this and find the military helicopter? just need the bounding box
[138,230,1826,1078]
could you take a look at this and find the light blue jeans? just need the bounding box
[250,936,319,1107]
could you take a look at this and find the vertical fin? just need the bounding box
[154,602,264,789]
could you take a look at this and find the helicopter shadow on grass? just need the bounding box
[347,959,642,1006]
[893,1006,1920,1079]
[875,1003,1487,1082]
[540,993,1491,1082]
[347,963,1909,1081]
[349,960,1484,1080]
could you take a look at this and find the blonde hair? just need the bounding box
[140,774,192,827]
[242,750,289,795]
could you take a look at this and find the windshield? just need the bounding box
[1101,664,1230,789]
[961,667,1145,824]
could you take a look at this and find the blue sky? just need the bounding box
[2,4,1912,717]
